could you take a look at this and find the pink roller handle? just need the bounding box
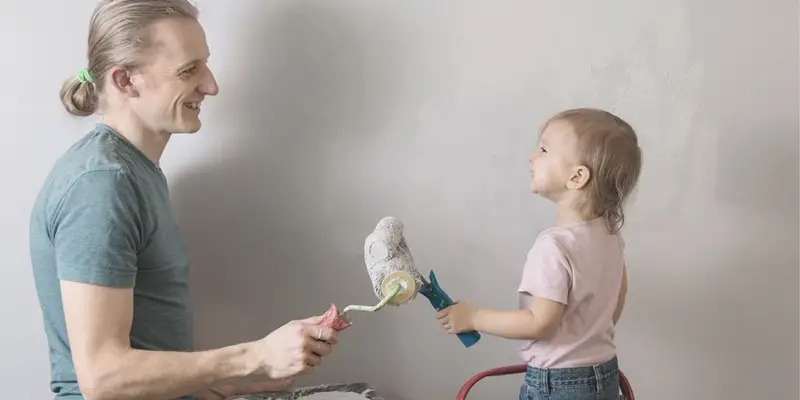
[316,303,352,331]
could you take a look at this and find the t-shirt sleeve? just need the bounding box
[50,169,141,288]
[517,236,572,305]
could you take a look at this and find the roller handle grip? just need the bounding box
[317,303,352,332]
[423,270,481,348]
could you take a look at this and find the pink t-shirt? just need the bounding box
[517,217,625,369]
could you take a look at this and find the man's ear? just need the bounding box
[109,66,139,97]
[566,165,590,190]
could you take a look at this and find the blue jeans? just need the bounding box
[518,356,620,400]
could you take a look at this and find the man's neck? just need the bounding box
[102,114,170,166]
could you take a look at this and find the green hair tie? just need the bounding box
[77,68,94,84]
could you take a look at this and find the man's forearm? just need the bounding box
[472,308,553,341]
[83,341,257,400]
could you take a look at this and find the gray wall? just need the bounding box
[1,1,797,399]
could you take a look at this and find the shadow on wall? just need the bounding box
[169,2,412,395]
[618,113,799,398]
[620,206,799,399]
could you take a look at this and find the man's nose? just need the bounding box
[201,68,219,96]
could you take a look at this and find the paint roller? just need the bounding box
[317,216,481,348]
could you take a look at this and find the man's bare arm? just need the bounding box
[61,280,259,400]
[61,281,337,400]
[612,264,628,325]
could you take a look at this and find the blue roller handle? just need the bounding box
[420,270,481,348]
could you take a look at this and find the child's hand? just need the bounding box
[436,301,477,333]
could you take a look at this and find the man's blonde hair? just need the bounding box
[59,0,199,117]
[547,108,642,234]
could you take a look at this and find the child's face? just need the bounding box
[528,119,581,200]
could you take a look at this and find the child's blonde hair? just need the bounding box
[546,108,642,234]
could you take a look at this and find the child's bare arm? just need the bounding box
[612,264,628,325]
[471,298,565,341]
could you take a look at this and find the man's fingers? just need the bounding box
[314,341,333,357]
[304,352,322,367]
[303,323,338,344]
[304,339,332,357]
[299,315,324,325]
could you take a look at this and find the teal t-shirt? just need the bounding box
[29,124,193,399]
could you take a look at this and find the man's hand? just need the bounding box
[436,301,478,333]
[249,316,339,380]
[61,278,340,400]
[201,315,340,399]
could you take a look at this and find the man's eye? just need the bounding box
[179,67,197,78]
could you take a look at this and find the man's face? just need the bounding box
[128,17,219,135]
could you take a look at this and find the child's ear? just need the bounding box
[566,165,590,190]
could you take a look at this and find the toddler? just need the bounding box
[437,108,642,400]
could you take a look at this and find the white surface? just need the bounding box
[297,393,369,400]
[0,1,797,399]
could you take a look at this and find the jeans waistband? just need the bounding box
[524,356,619,395]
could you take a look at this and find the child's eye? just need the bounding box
[540,147,547,153]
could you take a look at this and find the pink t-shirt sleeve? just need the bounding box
[517,236,572,305]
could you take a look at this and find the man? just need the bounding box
[30,2,337,399]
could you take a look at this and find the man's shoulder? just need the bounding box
[54,125,138,180]
[32,126,143,225]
